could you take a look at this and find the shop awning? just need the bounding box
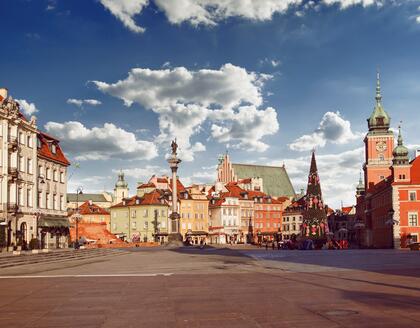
[38,217,70,228]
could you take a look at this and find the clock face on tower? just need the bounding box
[376,141,387,152]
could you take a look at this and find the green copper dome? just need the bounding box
[368,73,391,131]
[393,126,409,165]
[115,171,128,188]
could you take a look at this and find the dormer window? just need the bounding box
[135,199,140,205]
[51,144,57,154]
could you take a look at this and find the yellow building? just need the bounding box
[180,185,209,244]
[109,190,170,243]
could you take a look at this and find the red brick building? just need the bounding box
[355,74,420,248]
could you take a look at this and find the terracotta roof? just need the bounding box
[37,131,70,166]
[74,201,110,215]
[137,183,155,189]
[341,206,353,215]
[111,190,168,208]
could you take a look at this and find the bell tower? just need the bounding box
[363,72,394,191]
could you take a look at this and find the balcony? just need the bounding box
[7,136,18,152]
[8,167,19,182]
[7,203,19,214]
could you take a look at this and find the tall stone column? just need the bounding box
[167,140,183,245]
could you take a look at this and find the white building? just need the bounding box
[0,89,70,251]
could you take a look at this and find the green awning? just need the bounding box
[38,217,70,228]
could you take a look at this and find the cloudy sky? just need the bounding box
[2,0,420,208]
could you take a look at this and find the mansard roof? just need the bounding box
[37,131,70,166]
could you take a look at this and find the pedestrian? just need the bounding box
[272,241,275,250]
[265,242,268,250]
[277,241,280,250]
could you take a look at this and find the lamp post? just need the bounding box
[74,186,83,248]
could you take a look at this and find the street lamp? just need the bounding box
[74,186,83,248]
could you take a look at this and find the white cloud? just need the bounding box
[259,57,281,68]
[100,0,148,33]
[210,106,279,152]
[67,98,102,107]
[16,99,38,116]
[115,165,166,180]
[98,0,414,33]
[289,111,361,151]
[92,63,277,160]
[322,0,382,9]
[154,0,303,26]
[44,121,158,161]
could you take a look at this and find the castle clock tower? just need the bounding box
[364,73,394,191]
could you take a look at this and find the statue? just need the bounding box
[171,139,178,156]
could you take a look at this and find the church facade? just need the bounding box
[355,74,420,249]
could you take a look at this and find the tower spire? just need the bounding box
[397,122,403,146]
[375,70,382,105]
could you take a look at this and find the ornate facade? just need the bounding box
[0,89,70,251]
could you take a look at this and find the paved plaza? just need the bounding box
[0,247,419,327]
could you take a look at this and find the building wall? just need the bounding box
[180,197,209,241]
[110,204,169,242]
[282,211,303,240]
[398,186,420,246]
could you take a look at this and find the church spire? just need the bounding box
[375,71,382,105]
[368,71,390,132]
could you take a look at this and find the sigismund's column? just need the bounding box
[167,140,183,245]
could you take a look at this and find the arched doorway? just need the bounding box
[20,222,27,249]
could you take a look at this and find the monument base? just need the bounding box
[166,233,184,248]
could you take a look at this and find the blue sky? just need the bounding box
[2,0,420,207]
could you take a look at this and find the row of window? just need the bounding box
[283,224,301,231]
[283,216,303,222]
[254,206,282,211]
[16,188,65,211]
[112,220,167,231]
[254,222,282,229]
[37,192,65,211]
[255,212,281,219]
[181,222,206,230]
[222,208,238,216]
[39,165,65,183]
[113,209,167,219]
[181,213,206,219]
[18,132,34,148]
[181,203,206,210]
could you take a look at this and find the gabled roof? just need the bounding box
[37,131,70,166]
[76,201,110,215]
[232,163,295,197]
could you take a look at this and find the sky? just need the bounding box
[1,0,420,208]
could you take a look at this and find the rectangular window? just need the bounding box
[161,209,165,217]
[18,188,24,206]
[53,194,57,210]
[19,132,24,144]
[408,213,418,227]
[144,221,148,229]
[409,191,416,201]
[131,210,136,218]
[60,195,64,211]
[132,221,137,229]
[19,156,24,172]
[161,221,166,228]
[46,193,50,209]
[411,234,418,243]
[60,171,65,183]
[112,223,116,230]
[53,170,58,181]
[38,192,42,208]
[27,189,32,207]
[143,209,148,217]
[27,158,33,174]
[46,168,51,180]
